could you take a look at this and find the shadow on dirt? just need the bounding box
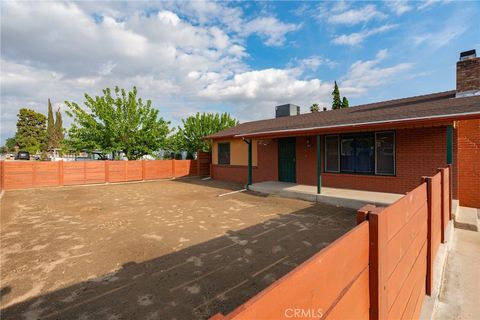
[2,180,356,320]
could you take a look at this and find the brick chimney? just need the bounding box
[456,49,480,97]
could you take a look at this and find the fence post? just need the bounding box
[105,161,110,183]
[141,160,146,181]
[356,204,376,225]
[422,176,433,295]
[368,206,388,320]
[448,164,452,221]
[197,152,200,176]
[31,162,36,188]
[438,168,447,243]
[172,159,176,179]
[59,160,64,186]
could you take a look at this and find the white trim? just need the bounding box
[375,131,396,176]
[234,111,480,138]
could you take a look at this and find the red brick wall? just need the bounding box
[457,119,480,208]
[213,127,459,197]
[323,127,456,195]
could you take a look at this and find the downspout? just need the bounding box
[446,125,453,164]
[243,138,253,188]
[317,135,322,194]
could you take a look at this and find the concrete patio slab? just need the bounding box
[454,206,479,231]
[249,181,404,210]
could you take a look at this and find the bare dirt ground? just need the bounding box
[0,178,356,320]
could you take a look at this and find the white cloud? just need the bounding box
[333,24,397,46]
[387,1,413,15]
[412,24,466,48]
[241,16,300,46]
[418,0,452,11]
[325,4,386,25]
[342,49,413,95]
[198,68,332,119]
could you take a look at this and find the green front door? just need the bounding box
[278,138,296,183]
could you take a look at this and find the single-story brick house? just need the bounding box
[205,50,480,208]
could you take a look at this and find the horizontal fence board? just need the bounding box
[387,221,427,310]
[126,161,142,181]
[386,183,427,242]
[108,161,127,182]
[388,242,427,319]
[1,157,209,190]
[325,267,370,320]
[174,160,196,177]
[401,270,425,320]
[33,162,61,187]
[144,160,172,180]
[387,202,427,277]
[430,173,442,260]
[221,222,369,320]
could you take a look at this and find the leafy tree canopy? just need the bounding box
[65,86,170,160]
[176,112,238,153]
[15,108,46,154]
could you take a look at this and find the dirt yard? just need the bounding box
[0,178,356,320]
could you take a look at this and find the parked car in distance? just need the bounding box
[75,151,108,161]
[15,151,30,160]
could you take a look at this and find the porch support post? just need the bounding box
[317,135,322,194]
[446,125,453,164]
[243,138,253,188]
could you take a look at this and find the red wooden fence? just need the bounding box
[212,166,452,320]
[0,155,212,191]
[212,222,370,320]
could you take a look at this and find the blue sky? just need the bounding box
[1,0,479,144]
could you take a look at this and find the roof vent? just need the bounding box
[459,49,476,61]
[275,104,300,118]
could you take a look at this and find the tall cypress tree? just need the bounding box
[46,99,55,150]
[55,108,64,147]
[332,81,342,109]
[342,97,349,108]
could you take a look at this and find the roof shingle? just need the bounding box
[205,91,480,139]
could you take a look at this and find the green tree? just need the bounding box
[165,130,185,154]
[54,107,64,147]
[65,86,170,160]
[310,103,319,113]
[176,112,238,153]
[342,96,349,108]
[15,108,47,154]
[1,137,16,154]
[46,98,56,150]
[332,81,342,109]
[5,137,16,150]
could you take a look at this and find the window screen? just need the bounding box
[340,137,355,172]
[325,136,339,172]
[376,132,395,175]
[218,143,230,165]
[355,135,374,174]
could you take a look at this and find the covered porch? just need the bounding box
[249,181,404,209]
